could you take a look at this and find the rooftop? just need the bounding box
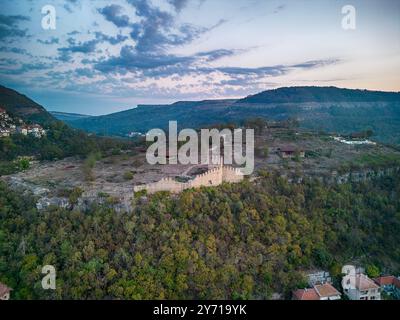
[355,274,379,291]
[0,282,12,296]
[373,275,400,288]
[314,283,341,298]
[292,288,320,300]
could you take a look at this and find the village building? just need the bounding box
[17,125,28,135]
[27,124,46,137]
[0,282,12,300]
[292,283,341,300]
[373,276,400,299]
[0,107,9,119]
[342,265,381,300]
[292,287,319,300]
[0,107,17,137]
[307,270,332,286]
[277,146,305,159]
[0,128,11,137]
[17,124,46,137]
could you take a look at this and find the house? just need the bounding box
[0,107,8,118]
[0,128,11,137]
[0,282,12,300]
[292,287,319,300]
[342,265,381,300]
[314,283,342,300]
[17,124,46,137]
[292,283,341,300]
[307,270,332,286]
[27,124,46,138]
[373,276,400,299]
[17,125,28,135]
[277,146,305,159]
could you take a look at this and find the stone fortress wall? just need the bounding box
[134,163,244,194]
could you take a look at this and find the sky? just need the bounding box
[0,0,399,115]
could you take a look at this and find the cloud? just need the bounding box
[57,38,98,62]
[91,0,228,78]
[273,4,286,14]
[0,14,30,40]
[98,4,131,28]
[37,37,59,45]
[57,31,128,61]
[126,0,209,54]
[59,38,98,54]
[92,35,339,82]
[94,45,194,73]
[291,59,339,69]
[0,46,31,56]
[94,32,128,45]
[0,61,55,75]
[64,0,80,13]
[0,0,346,106]
[0,14,30,26]
[75,68,96,78]
[167,0,189,12]
[196,49,237,61]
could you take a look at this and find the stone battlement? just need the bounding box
[134,164,244,194]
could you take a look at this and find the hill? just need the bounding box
[50,111,91,122]
[239,86,400,104]
[64,87,400,145]
[0,85,56,125]
[1,168,400,299]
[0,86,133,175]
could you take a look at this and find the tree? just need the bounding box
[366,264,380,278]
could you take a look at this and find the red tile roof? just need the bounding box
[355,274,379,290]
[374,275,400,288]
[292,288,320,300]
[314,283,341,298]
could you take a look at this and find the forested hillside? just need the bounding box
[0,85,55,125]
[1,170,399,299]
[239,86,400,104]
[0,85,134,175]
[63,87,400,145]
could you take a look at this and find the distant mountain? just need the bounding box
[50,111,91,122]
[0,85,56,125]
[59,86,400,145]
[239,86,400,104]
[63,99,238,136]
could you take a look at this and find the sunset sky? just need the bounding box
[0,0,399,115]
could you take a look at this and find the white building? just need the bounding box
[342,265,381,300]
[0,282,12,300]
[17,125,28,135]
[0,128,11,137]
[307,270,332,286]
[27,124,46,137]
[17,124,46,137]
